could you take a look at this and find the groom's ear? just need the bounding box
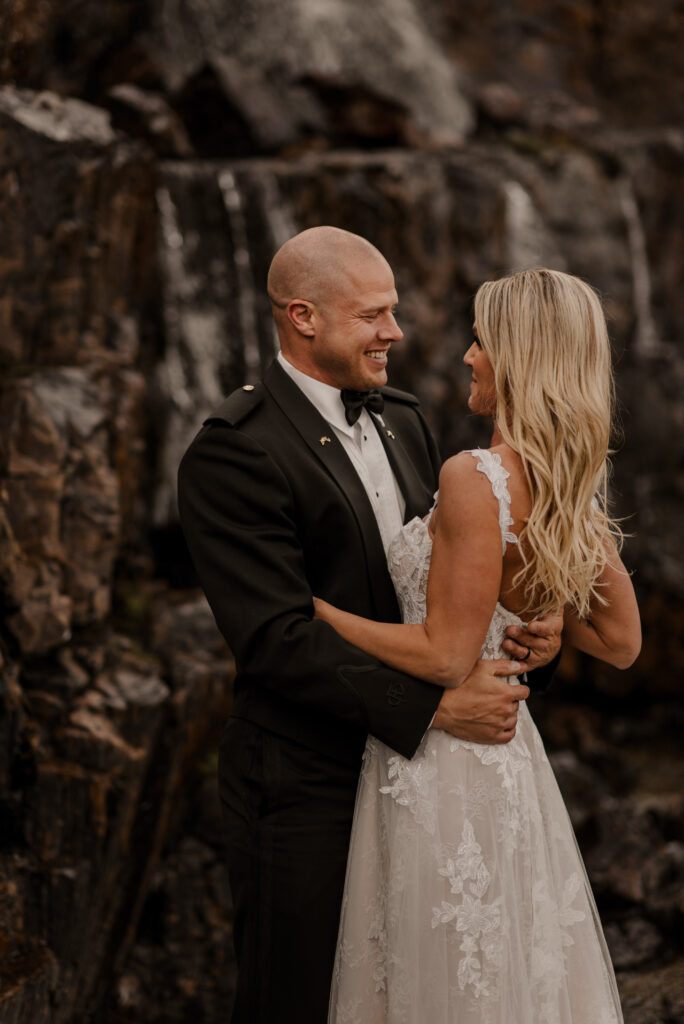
[287,299,316,337]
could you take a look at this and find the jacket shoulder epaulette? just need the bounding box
[380,384,420,406]
[204,383,264,427]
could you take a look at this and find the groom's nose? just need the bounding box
[379,313,403,343]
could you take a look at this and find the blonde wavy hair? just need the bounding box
[473,267,623,618]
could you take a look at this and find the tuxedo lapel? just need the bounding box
[263,362,400,617]
[372,408,435,523]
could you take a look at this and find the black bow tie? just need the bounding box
[340,389,385,426]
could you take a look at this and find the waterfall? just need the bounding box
[217,168,262,379]
[617,175,660,357]
[152,161,300,526]
[154,174,228,525]
[250,168,298,357]
[504,179,564,273]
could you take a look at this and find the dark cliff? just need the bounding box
[1,2,683,1021]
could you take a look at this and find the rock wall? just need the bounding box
[0,2,683,1022]
[0,88,233,1022]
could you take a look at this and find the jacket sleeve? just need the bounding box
[177,422,442,758]
[416,406,442,488]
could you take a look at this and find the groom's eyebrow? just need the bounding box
[359,303,399,315]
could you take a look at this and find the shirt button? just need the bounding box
[376,491,379,497]
[363,435,367,441]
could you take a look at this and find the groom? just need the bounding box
[178,227,561,1023]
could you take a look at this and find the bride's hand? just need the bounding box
[503,610,563,670]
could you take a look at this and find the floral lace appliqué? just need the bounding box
[471,448,519,554]
[531,872,588,1023]
[379,744,438,834]
[432,820,502,999]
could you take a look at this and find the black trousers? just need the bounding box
[218,717,361,1024]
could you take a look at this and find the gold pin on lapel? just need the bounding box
[385,429,395,439]
[320,436,332,446]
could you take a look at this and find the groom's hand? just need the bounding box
[432,658,528,744]
[502,610,563,670]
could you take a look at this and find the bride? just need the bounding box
[315,268,640,1023]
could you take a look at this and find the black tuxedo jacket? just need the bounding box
[178,360,444,767]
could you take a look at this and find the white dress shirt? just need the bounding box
[277,352,405,554]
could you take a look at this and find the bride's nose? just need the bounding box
[463,343,477,365]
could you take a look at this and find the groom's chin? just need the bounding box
[368,367,389,389]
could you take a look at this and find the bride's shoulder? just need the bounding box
[438,449,485,484]
[437,451,504,516]
[440,445,527,505]
[441,444,518,480]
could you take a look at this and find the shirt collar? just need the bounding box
[277,351,356,437]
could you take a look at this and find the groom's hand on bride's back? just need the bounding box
[432,659,529,744]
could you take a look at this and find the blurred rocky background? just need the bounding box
[0,0,683,1021]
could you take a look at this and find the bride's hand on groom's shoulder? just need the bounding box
[432,659,529,745]
[502,610,563,671]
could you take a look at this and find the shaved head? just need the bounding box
[267,226,402,391]
[267,226,388,314]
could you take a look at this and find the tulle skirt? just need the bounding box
[328,703,622,1024]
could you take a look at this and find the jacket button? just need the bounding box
[386,682,406,707]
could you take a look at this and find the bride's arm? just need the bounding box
[314,453,504,688]
[563,546,641,669]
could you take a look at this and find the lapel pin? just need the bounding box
[320,436,332,446]
[385,429,395,439]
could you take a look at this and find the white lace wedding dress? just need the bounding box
[328,449,623,1024]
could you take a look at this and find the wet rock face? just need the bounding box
[0,0,142,96]
[145,0,474,151]
[3,0,473,155]
[1,3,683,1023]
[103,835,235,1024]
[620,961,684,1024]
[0,87,154,370]
[0,87,154,655]
[1,370,119,651]
[0,596,233,1024]
[0,84,232,1023]
[439,0,684,129]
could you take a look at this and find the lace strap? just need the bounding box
[469,449,518,554]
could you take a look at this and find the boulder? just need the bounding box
[144,0,474,152]
[604,916,663,972]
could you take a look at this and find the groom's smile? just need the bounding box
[364,348,390,367]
